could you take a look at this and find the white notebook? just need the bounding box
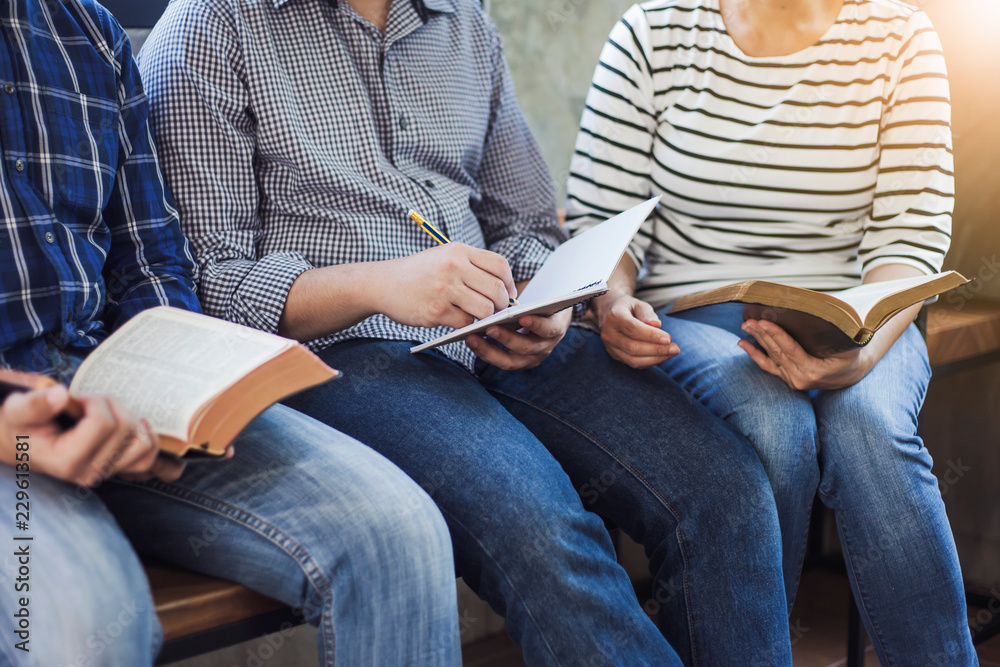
[410,197,661,353]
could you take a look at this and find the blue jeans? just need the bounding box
[659,308,977,665]
[0,403,460,666]
[284,327,791,666]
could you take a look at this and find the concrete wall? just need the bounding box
[489,0,632,203]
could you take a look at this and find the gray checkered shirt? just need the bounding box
[138,0,564,371]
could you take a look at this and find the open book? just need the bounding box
[411,197,661,353]
[667,271,968,357]
[69,307,337,458]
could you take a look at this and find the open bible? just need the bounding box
[667,271,968,357]
[411,197,661,353]
[68,307,337,458]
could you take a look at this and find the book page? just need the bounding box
[70,308,289,440]
[829,274,946,321]
[517,197,660,305]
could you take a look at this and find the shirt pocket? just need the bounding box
[41,91,119,212]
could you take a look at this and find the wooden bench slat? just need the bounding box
[926,301,1000,368]
[146,564,287,641]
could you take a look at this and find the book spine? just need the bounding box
[854,328,875,346]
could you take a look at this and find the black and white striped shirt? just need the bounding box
[566,0,953,306]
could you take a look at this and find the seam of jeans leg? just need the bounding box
[786,495,814,613]
[487,388,698,666]
[432,503,565,666]
[110,480,336,665]
[835,515,897,667]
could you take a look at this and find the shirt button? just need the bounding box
[14,159,24,172]
[44,231,55,243]
[3,84,13,94]
[398,115,408,131]
[424,179,435,189]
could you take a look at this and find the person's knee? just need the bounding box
[388,481,453,568]
[819,395,919,467]
[340,470,454,581]
[702,433,785,538]
[733,386,818,472]
[48,585,160,667]
[816,392,930,505]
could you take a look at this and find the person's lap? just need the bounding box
[657,307,975,663]
[285,331,791,666]
[0,401,459,667]
[97,403,459,666]
[284,339,679,666]
[479,326,790,666]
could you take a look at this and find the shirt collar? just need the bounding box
[272,0,455,15]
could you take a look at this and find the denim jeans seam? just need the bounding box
[486,388,700,666]
[836,517,897,667]
[786,494,814,612]
[110,480,336,662]
[432,503,565,666]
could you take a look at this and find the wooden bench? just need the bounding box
[150,299,1000,664]
[150,563,301,664]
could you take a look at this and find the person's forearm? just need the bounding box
[278,262,384,341]
[857,264,926,368]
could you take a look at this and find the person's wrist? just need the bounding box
[855,346,877,380]
[593,289,627,325]
[828,348,870,388]
[346,260,391,321]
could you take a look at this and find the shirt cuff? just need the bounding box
[228,252,315,335]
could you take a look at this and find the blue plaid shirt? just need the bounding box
[0,0,200,375]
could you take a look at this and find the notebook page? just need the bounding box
[517,197,660,305]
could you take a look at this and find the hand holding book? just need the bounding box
[736,318,875,391]
[0,369,185,486]
[674,267,968,391]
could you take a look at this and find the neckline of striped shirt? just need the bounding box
[642,0,923,67]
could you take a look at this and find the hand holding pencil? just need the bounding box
[369,210,518,330]
[404,210,570,372]
[410,210,517,307]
